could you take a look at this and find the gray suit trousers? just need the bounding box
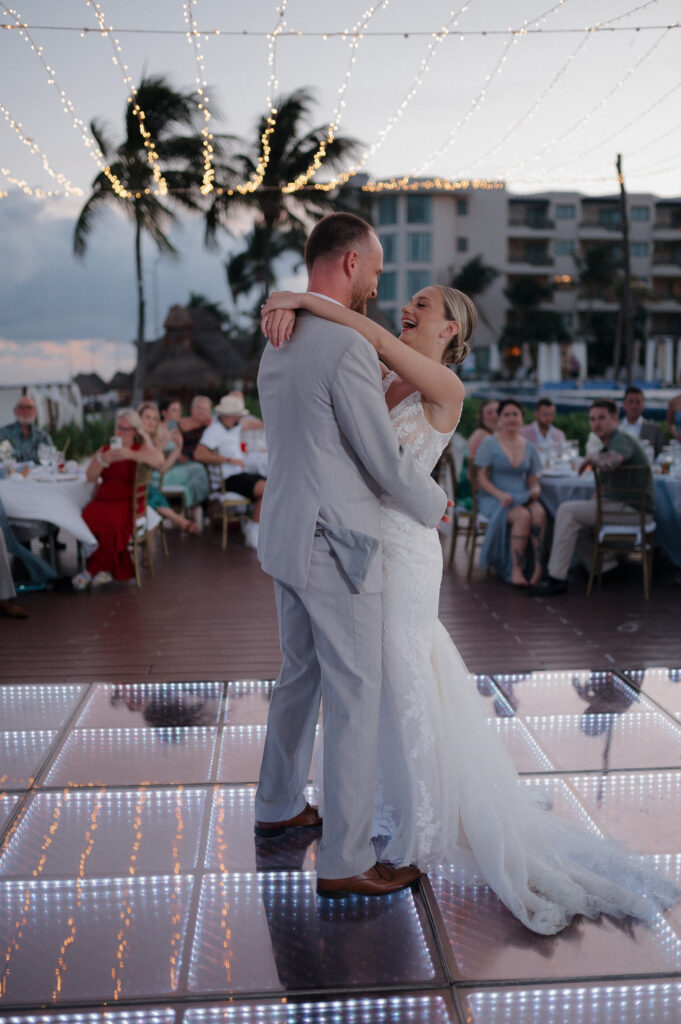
[255,534,382,879]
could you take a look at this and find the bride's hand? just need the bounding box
[261,306,296,349]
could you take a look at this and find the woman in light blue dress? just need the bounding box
[474,399,545,586]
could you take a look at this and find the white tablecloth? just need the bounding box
[0,472,97,547]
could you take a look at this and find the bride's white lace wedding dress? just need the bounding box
[370,371,679,934]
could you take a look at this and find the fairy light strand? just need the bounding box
[498,24,672,179]
[0,2,130,197]
[282,0,392,194]
[85,0,168,196]
[412,0,571,178]
[0,101,83,195]
[303,4,478,194]
[182,0,215,194]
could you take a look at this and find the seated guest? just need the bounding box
[520,398,566,454]
[530,399,654,596]
[667,391,681,441]
[194,393,266,549]
[621,386,665,457]
[0,394,53,463]
[474,399,546,587]
[138,403,200,534]
[72,409,163,590]
[467,398,499,460]
[150,396,210,514]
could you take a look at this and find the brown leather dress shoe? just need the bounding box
[316,862,421,899]
[0,599,29,619]
[254,802,322,838]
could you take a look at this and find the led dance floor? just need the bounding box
[2,671,681,1023]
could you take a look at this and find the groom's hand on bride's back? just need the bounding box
[441,499,454,524]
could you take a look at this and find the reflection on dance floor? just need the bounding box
[2,672,681,1022]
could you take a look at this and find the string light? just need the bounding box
[85,0,168,196]
[0,101,83,195]
[301,4,477,194]
[282,1,391,194]
[182,0,215,195]
[500,25,671,179]
[412,0,571,177]
[0,2,131,197]
[361,176,504,191]
[0,165,76,198]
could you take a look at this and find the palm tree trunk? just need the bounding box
[261,221,273,306]
[132,209,146,404]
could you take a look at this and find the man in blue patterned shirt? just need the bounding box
[0,395,53,463]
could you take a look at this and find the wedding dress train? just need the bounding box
[349,374,679,935]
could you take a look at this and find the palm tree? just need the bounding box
[500,276,568,375]
[451,256,499,333]
[207,88,361,306]
[74,75,219,401]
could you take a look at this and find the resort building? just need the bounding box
[367,182,681,382]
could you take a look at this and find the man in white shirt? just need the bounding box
[620,386,665,457]
[520,398,566,452]
[194,393,266,547]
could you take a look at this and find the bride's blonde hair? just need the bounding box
[434,286,478,366]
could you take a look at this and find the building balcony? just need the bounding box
[507,255,554,268]
[508,217,555,231]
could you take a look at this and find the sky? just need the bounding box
[1,0,680,384]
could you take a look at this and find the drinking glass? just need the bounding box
[37,443,52,468]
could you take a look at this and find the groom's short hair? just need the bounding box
[305,212,374,272]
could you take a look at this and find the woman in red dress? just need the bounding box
[73,409,163,589]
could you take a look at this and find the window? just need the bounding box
[598,208,621,230]
[406,232,431,262]
[378,271,397,302]
[631,206,650,221]
[630,241,650,257]
[457,237,468,253]
[457,198,468,215]
[406,194,432,223]
[377,195,397,225]
[555,239,575,255]
[379,233,397,263]
[560,312,574,329]
[556,204,575,219]
[406,270,430,294]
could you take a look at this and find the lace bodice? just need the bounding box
[382,371,454,473]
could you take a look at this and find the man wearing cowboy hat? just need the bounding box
[194,392,266,547]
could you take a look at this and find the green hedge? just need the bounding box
[53,417,114,461]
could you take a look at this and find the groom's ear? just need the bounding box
[342,249,359,278]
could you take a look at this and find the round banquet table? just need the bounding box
[0,470,97,550]
[539,469,681,569]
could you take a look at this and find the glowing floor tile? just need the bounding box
[0,875,194,1005]
[0,795,20,837]
[204,787,319,873]
[224,680,275,726]
[188,872,444,995]
[216,726,267,784]
[521,777,603,836]
[75,682,224,729]
[523,711,681,772]
[430,873,681,982]
[42,728,217,787]
[491,670,643,719]
[0,1012,175,1023]
[0,730,57,790]
[487,718,554,773]
[0,787,208,879]
[470,675,514,718]
[622,668,681,713]
[182,993,457,1023]
[0,684,86,732]
[462,979,681,1024]
[569,771,681,853]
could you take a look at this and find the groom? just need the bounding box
[255,212,447,897]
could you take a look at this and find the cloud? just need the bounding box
[0,337,135,385]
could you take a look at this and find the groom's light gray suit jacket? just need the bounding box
[257,311,447,592]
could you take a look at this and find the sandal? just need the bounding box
[72,571,92,591]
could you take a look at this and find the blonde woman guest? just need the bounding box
[73,409,163,589]
[138,403,200,534]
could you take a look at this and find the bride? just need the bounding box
[261,285,679,935]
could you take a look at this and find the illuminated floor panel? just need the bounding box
[42,727,218,787]
[462,979,681,1024]
[2,674,681,1017]
[188,872,446,995]
[0,875,195,1005]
